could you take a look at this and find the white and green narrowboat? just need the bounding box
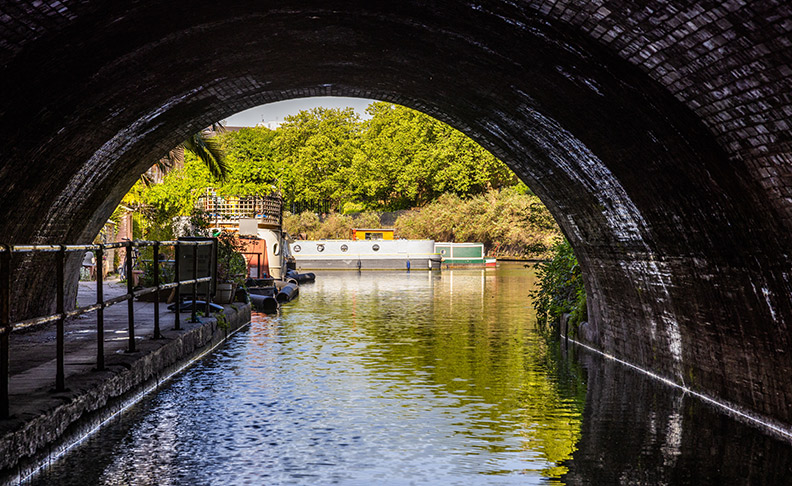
[434,242,496,267]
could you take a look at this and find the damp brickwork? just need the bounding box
[0,2,791,427]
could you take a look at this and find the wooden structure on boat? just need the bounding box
[195,190,287,278]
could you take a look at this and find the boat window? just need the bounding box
[372,244,380,251]
[293,245,301,253]
[341,244,348,252]
[273,243,279,255]
[317,244,325,252]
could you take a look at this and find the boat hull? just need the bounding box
[290,239,441,271]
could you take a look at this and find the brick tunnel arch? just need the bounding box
[2,2,792,430]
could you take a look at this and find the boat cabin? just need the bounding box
[351,228,395,241]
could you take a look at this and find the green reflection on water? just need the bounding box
[281,263,587,481]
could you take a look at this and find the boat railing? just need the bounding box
[195,191,282,224]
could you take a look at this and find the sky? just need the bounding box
[224,96,377,127]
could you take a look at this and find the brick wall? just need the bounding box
[0,1,791,427]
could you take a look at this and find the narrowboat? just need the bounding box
[434,242,495,268]
[290,239,442,270]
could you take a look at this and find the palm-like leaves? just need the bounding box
[141,126,229,186]
[182,131,228,180]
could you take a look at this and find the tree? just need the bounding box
[182,129,229,181]
[353,102,517,210]
[141,127,230,187]
[217,126,279,195]
[273,107,361,210]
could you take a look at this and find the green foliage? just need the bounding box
[282,189,560,258]
[394,188,560,258]
[312,213,354,239]
[283,211,320,239]
[283,211,383,240]
[127,102,525,226]
[214,311,230,331]
[351,102,516,210]
[530,240,588,334]
[274,107,361,209]
[218,126,279,195]
[353,211,381,229]
[124,102,563,255]
[121,151,213,240]
[216,233,247,285]
[183,131,229,181]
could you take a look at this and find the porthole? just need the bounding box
[372,244,380,251]
[293,244,301,253]
[341,244,348,252]
[317,244,325,252]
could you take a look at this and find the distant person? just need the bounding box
[82,251,96,280]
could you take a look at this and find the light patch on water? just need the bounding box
[17,318,251,485]
[662,411,683,465]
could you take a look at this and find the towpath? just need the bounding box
[1,278,216,428]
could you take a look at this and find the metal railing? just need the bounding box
[0,239,217,419]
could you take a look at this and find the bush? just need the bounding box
[530,239,587,334]
[216,232,247,285]
[283,189,561,260]
[394,188,560,258]
[283,211,320,239]
[314,213,354,239]
[353,211,381,229]
[285,210,383,239]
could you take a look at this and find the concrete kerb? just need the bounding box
[0,302,251,484]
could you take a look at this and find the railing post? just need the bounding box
[0,244,11,418]
[153,242,161,339]
[95,246,105,371]
[190,243,198,323]
[55,245,66,392]
[205,240,214,315]
[174,242,181,331]
[126,240,136,352]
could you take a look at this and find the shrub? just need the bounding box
[394,188,560,258]
[216,232,247,285]
[352,211,381,229]
[285,210,384,239]
[284,211,320,239]
[284,188,562,260]
[530,239,587,334]
[314,213,354,239]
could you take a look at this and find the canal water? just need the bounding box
[29,264,792,485]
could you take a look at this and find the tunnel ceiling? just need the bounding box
[2,1,792,430]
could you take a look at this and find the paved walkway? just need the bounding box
[2,278,212,426]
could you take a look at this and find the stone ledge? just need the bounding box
[0,303,251,484]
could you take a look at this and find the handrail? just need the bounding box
[0,238,218,418]
[0,240,213,253]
